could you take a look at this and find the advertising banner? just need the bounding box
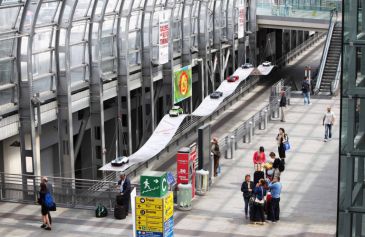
[238,5,245,38]
[176,148,190,184]
[189,143,197,198]
[173,66,192,104]
[159,11,169,64]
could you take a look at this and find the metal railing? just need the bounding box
[314,8,338,94]
[330,55,341,96]
[0,172,121,210]
[275,32,326,67]
[218,80,291,159]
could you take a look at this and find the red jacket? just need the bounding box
[253,151,266,164]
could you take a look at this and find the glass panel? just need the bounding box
[33,76,52,94]
[0,6,20,31]
[37,2,58,24]
[0,61,13,85]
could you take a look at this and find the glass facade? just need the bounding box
[338,0,365,236]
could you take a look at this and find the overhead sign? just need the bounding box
[238,5,246,38]
[173,66,192,104]
[159,10,169,65]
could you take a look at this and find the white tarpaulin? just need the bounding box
[100,114,187,171]
[191,67,253,116]
[257,65,275,75]
[100,67,258,172]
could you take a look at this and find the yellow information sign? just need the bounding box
[163,191,174,221]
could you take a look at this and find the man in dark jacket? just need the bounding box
[118,173,131,215]
[301,77,311,105]
[279,90,287,122]
[241,174,254,219]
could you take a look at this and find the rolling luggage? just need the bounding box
[114,204,126,220]
[116,194,124,205]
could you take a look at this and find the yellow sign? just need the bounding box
[136,192,174,232]
[163,192,174,221]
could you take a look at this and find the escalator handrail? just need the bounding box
[314,8,338,94]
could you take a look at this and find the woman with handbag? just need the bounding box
[39,183,52,230]
[241,174,254,219]
[276,128,288,162]
[252,179,267,224]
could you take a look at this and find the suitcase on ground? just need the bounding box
[116,194,124,206]
[114,204,126,220]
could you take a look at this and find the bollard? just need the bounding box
[248,121,253,143]
[230,135,235,159]
[234,130,238,149]
[259,111,264,130]
[252,117,255,135]
[224,136,229,159]
[264,109,268,129]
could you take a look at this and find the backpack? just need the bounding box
[302,81,309,93]
[278,159,285,172]
[95,204,108,218]
[44,192,54,209]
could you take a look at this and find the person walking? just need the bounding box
[276,128,288,162]
[279,90,287,122]
[118,173,131,215]
[211,137,221,177]
[252,146,266,170]
[268,177,282,222]
[41,177,53,225]
[323,107,335,142]
[252,179,267,224]
[39,183,52,230]
[301,77,311,105]
[241,174,254,219]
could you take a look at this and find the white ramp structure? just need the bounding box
[100,65,271,172]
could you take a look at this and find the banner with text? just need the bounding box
[238,5,246,38]
[159,10,169,64]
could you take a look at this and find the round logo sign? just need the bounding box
[179,71,189,95]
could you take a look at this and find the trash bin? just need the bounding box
[195,169,209,196]
[176,183,192,210]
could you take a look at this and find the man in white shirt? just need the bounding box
[323,107,335,142]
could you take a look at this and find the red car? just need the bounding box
[226,75,239,82]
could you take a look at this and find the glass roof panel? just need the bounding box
[37,1,59,25]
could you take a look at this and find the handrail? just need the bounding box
[314,8,338,94]
[275,32,325,67]
[330,55,341,95]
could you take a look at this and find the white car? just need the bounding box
[262,61,271,67]
[111,156,129,167]
[169,105,184,117]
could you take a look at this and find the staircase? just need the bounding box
[318,23,342,93]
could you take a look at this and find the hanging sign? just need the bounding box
[238,5,246,38]
[159,10,169,64]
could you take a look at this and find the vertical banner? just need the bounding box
[189,143,197,199]
[173,65,192,104]
[238,5,246,39]
[159,10,169,65]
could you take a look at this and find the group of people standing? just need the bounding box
[241,128,288,224]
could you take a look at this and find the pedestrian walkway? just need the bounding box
[0,96,339,237]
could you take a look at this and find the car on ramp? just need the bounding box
[111,156,129,167]
[241,63,253,69]
[226,75,239,82]
[169,105,184,117]
[210,91,223,99]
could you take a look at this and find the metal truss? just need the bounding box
[0,0,255,179]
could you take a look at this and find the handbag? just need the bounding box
[254,187,265,206]
[49,202,57,211]
[283,134,290,151]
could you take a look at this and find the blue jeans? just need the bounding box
[303,92,310,104]
[325,124,332,139]
[244,196,250,216]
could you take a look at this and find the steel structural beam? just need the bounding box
[248,0,257,66]
[16,0,43,201]
[140,0,158,145]
[162,0,177,114]
[227,0,237,73]
[182,0,193,66]
[213,0,224,85]
[117,0,134,155]
[55,0,78,179]
[198,0,212,96]
[88,0,109,179]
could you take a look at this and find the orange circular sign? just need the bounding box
[179,71,189,95]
